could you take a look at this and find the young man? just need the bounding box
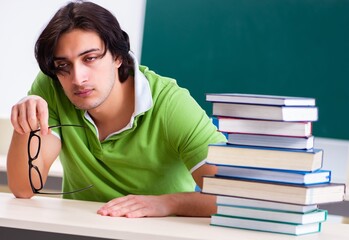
[7,1,226,218]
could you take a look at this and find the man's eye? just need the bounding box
[85,56,97,62]
[56,63,68,69]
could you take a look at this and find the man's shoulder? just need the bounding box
[30,71,58,91]
[139,65,186,99]
[139,65,177,87]
[30,72,72,111]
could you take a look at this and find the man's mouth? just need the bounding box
[75,88,93,97]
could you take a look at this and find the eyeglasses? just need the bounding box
[28,124,93,195]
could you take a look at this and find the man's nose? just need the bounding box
[71,63,88,85]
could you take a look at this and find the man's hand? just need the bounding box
[97,164,218,218]
[11,95,49,135]
[97,194,175,218]
[7,95,60,198]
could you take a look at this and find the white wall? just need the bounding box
[314,137,349,185]
[0,0,146,118]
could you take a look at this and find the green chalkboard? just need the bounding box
[141,0,349,139]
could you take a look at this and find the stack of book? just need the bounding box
[202,93,346,235]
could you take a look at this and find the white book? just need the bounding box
[212,117,312,137]
[202,176,345,205]
[206,93,316,106]
[216,196,318,213]
[215,166,331,185]
[206,144,323,172]
[212,102,318,121]
[227,133,314,149]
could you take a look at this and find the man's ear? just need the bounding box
[115,56,123,68]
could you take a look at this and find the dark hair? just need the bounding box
[35,0,133,82]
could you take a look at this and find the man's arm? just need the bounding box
[7,95,61,198]
[97,163,217,218]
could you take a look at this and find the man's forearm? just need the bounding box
[164,191,217,217]
[97,191,217,218]
[7,131,34,198]
[7,130,60,198]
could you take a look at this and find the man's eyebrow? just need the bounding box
[53,48,101,61]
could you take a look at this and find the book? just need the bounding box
[226,133,314,149]
[206,93,316,106]
[210,214,322,235]
[216,196,318,213]
[212,117,312,137]
[206,144,323,171]
[212,102,318,121]
[216,205,327,224]
[202,176,345,205]
[215,166,331,185]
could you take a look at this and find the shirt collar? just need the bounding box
[130,50,153,115]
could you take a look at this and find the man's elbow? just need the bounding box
[8,183,34,199]
[12,191,34,199]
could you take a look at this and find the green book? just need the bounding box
[211,214,322,235]
[216,205,327,224]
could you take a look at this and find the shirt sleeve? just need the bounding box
[163,84,227,171]
[28,71,61,130]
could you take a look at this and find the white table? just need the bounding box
[0,192,348,240]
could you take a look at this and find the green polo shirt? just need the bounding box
[29,65,226,202]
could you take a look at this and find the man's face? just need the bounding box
[53,29,122,110]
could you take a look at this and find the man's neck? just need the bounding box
[88,76,135,140]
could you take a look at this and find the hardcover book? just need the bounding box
[212,102,318,121]
[206,93,316,106]
[226,133,314,149]
[206,144,323,171]
[212,117,312,137]
[202,176,345,205]
[215,166,331,185]
[216,196,318,213]
[216,205,327,224]
[210,214,322,235]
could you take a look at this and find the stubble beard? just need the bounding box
[69,81,116,111]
